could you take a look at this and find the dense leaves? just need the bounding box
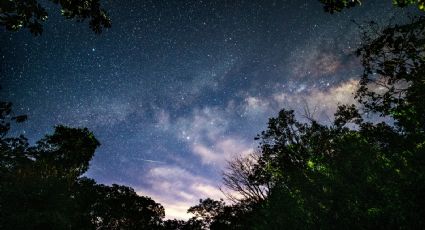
[0,103,164,230]
[355,17,425,134]
[87,183,164,229]
[319,0,425,13]
[319,0,361,13]
[222,152,271,203]
[0,0,111,35]
[194,16,425,230]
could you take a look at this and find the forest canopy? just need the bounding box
[197,15,425,229]
[319,0,425,13]
[0,0,111,35]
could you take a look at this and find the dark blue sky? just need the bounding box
[0,0,415,219]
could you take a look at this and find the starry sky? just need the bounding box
[0,0,417,219]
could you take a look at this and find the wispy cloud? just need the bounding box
[173,106,254,167]
[191,138,253,166]
[135,165,226,220]
[239,79,359,122]
[272,79,359,120]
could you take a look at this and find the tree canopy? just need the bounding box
[184,16,425,230]
[0,102,164,230]
[0,0,111,35]
[319,0,425,13]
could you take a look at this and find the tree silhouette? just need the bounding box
[0,119,100,228]
[185,198,255,230]
[0,0,111,35]
[187,198,226,229]
[0,102,165,229]
[319,0,425,13]
[221,152,271,203]
[218,16,425,229]
[355,17,425,133]
[88,183,164,230]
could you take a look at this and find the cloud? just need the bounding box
[135,165,226,220]
[173,106,254,167]
[273,79,358,119]
[240,79,359,122]
[242,96,271,117]
[133,103,256,220]
[177,107,229,142]
[192,137,253,166]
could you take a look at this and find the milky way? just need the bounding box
[0,0,415,219]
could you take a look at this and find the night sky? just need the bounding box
[0,0,415,219]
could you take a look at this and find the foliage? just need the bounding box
[319,0,425,13]
[355,17,425,134]
[0,0,111,35]
[183,198,256,230]
[221,152,271,203]
[209,16,425,229]
[0,102,164,230]
[87,183,165,230]
[187,198,226,229]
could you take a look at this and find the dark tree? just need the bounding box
[222,152,271,203]
[163,218,205,230]
[319,0,425,13]
[218,17,425,229]
[355,17,425,133]
[0,102,166,229]
[185,198,253,230]
[163,219,187,230]
[0,0,111,35]
[187,198,226,229]
[88,184,165,230]
[0,121,100,229]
